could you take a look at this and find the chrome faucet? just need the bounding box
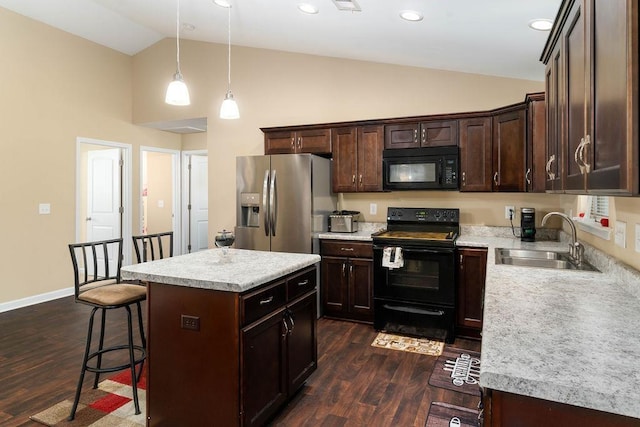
[541,212,584,266]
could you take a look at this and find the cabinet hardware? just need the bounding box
[421,128,426,143]
[282,317,289,338]
[545,155,556,180]
[413,129,418,143]
[525,168,531,185]
[462,171,466,186]
[297,137,302,149]
[342,263,346,276]
[291,137,295,149]
[259,296,274,305]
[352,175,356,184]
[297,279,309,286]
[340,247,355,251]
[493,172,499,186]
[581,135,591,173]
[574,137,586,174]
[459,254,464,269]
[359,174,363,184]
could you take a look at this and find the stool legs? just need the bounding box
[68,307,99,421]
[126,305,141,415]
[93,308,107,388]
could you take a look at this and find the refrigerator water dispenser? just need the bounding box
[240,193,260,227]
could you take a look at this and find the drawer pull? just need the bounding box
[259,296,274,305]
[340,247,355,251]
[297,279,309,287]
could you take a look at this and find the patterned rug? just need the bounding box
[371,332,444,356]
[428,347,481,396]
[425,401,479,427]
[30,369,146,426]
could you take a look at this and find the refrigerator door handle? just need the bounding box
[262,169,270,237]
[270,169,278,236]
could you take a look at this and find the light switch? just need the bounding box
[157,199,164,208]
[615,221,626,248]
[39,203,51,215]
[635,224,640,253]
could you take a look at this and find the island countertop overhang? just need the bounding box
[121,248,320,293]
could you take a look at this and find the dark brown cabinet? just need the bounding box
[321,240,374,323]
[264,128,332,155]
[526,93,547,193]
[146,266,317,427]
[544,41,564,192]
[541,0,639,195]
[384,120,458,149]
[459,117,493,191]
[456,247,487,339]
[331,125,384,193]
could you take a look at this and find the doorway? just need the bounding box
[182,151,209,253]
[140,147,180,256]
[76,137,132,265]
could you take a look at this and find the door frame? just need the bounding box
[181,150,208,254]
[76,137,133,265]
[139,146,181,256]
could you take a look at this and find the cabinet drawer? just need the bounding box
[321,240,373,258]
[287,268,316,301]
[242,281,286,325]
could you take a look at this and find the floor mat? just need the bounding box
[371,332,444,356]
[425,401,479,427]
[428,347,481,396]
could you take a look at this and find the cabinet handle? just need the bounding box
[462,171,466,186]
[287,311,295,334]
[342,263,346,277]
[359,174,363,184]
[459,254,464,269]
[291,137,295,149]
[581,134,591,173]
[545,155,556,180]
[525,168,531,185]
[574,137,586,174]
[352,174,356,184]
[297,279,309,287]
[297,137,302,149]
[493,172,498,186]
[421,128,426,143]
[413,129,418,143]
[282,317,289,338]
[259,296,274,305]
[349,264,353,279]
[341,247,355,252]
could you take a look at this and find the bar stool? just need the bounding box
[132,231,174,263]
[67,238,146,421]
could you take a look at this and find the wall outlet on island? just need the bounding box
[505,206,515,220]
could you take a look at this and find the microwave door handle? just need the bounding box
[438,158,443,185]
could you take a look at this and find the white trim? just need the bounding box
[0,287,74,314]
[576,218,612,240]
[139,146,182,256]
[76,137,133,265]
[181,150,208,254]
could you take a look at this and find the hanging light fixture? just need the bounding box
[220,3,239,119]
[165,0,191,106]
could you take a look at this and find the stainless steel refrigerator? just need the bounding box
[235,154,336,254]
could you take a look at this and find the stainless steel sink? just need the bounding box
[495,248,599,272]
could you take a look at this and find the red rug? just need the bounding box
[30,369,146,426]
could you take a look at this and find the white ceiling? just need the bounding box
[0,0,561,82]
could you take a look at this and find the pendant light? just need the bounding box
[219,3,239,119]
[165,0,191,106]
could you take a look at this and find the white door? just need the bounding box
[86,148,121,275]
[185,153,208,252]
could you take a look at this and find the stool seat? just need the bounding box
[78,284,147,306]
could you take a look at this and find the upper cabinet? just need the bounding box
[459,116,493,191]
[541,0,639,195]
[264,129,332,155]
[331,126,384,193]
[384,120,458,149]
[526,93,547,193]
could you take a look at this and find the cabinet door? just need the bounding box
[298,129,332,154]
[420,120,458,147]
[492,108,526,192]
[459,117,492,191]
[384,123,420,149]
[564,0,587,191]
[456,247,487,338]
[357,125,384,192]
[321,256,348,317]
[348,258,374,322]
[265,131,295,154]
[286,292,317,393]
[586,0,633,193]
[331,127,358,192]
[545,43,564,192]
[526,94,546,193]
[241,308,287,427]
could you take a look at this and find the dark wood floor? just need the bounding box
[0,297,480,427]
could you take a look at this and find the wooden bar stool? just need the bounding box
[132,231,174,263]
[67,238,146,421]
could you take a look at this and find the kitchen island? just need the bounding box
[457,235,640,426]
[121,248,320,427]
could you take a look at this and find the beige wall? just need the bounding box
[0,8,180,305]
[143,151,174,234]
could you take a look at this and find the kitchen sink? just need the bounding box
[495,248,599,272]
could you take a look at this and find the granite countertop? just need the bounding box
[121,248,320,293]
[317,222,386,241]
[458,235,640,419]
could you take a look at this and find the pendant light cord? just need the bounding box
[176,0,181,74]
[227,5,232,92]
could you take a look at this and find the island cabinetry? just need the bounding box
[331,125,384,193]
[264,128,332,155]
[541,0,638,195]
[384,120,458,149]
[456,247,487,339]
[321,240,373,323]
[483,389,640,427]
[146,265,318,427]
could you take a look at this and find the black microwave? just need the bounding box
[382,146,459,190]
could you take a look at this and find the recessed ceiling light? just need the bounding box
[298,3,319,14]
[400,10,423,22]
[529,19,553,31]
[213,0,231,8]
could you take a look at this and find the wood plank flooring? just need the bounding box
[0,297,480,426]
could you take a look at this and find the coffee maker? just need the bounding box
[520,207,536,242]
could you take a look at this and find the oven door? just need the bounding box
[373,245,455,306]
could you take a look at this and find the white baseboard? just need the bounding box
[0,287,74,314]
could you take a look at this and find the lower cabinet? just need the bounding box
[456,247,487,339]
[321,240,374,323]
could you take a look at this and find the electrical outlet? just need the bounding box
[370,203,377,215]
[38,203,51,215]
[635,224,640,253]
[615,221,626,248]
[505,206,515,220]
[181,314,200,331]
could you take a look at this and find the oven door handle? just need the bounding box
[383,304,445,317]
[373,246,454,255]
